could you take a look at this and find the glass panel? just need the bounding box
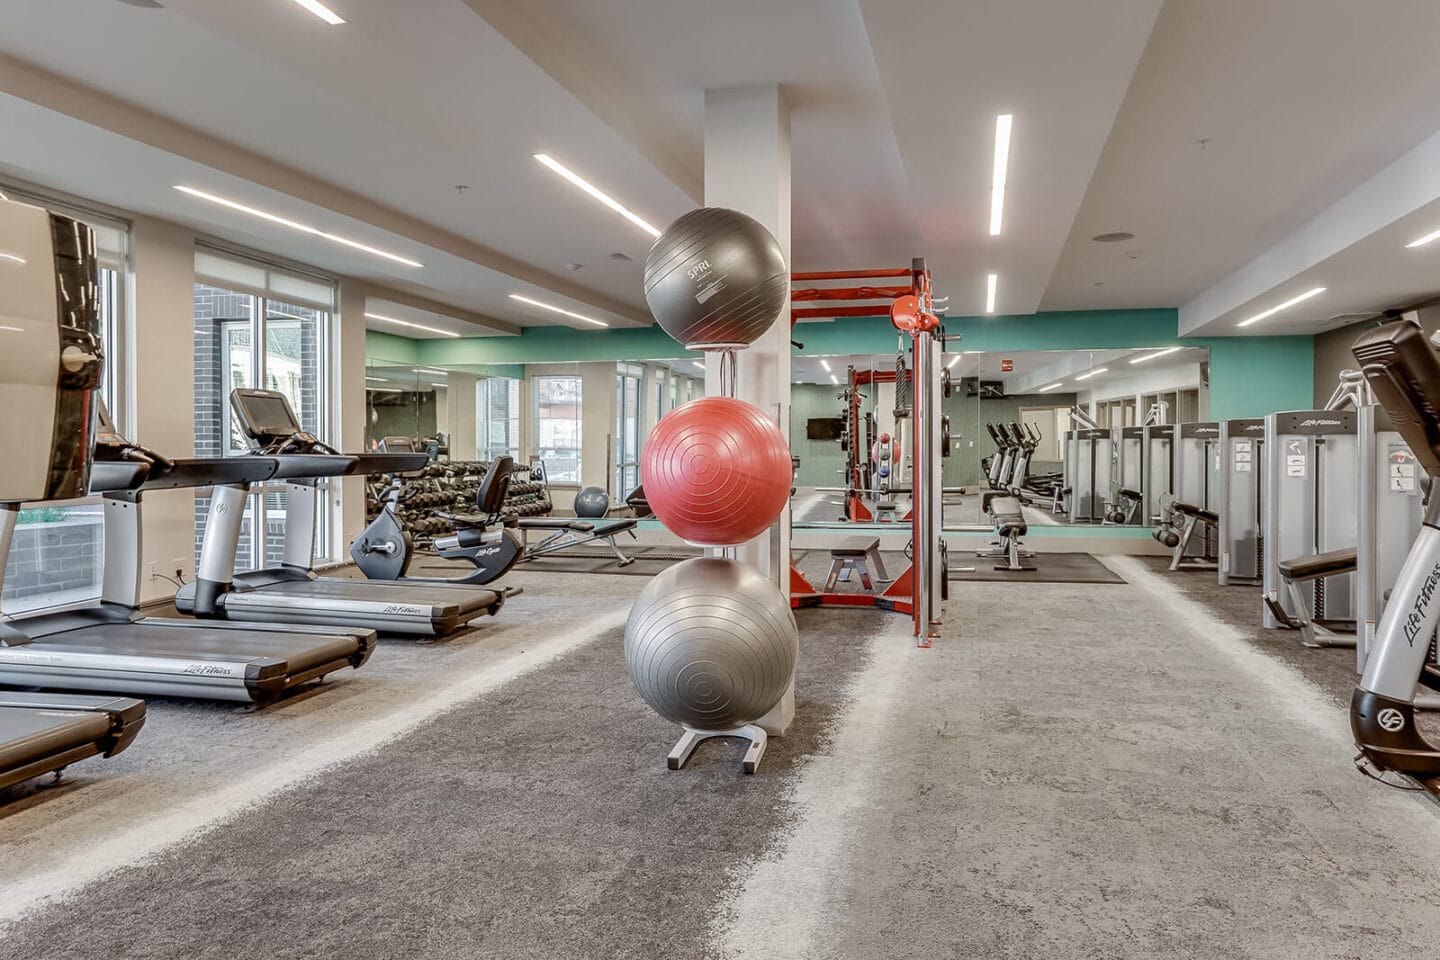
[476,376,521,461]
[1,503,105,615]
[534,374,583,483]
[265,299,323,436]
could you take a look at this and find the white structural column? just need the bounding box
[704,85,795,737]
[703,84,793,589]
[445,371,478,460]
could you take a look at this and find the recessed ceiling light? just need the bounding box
[0,252,25,265]
[288,0,345,25]
[691,360,705,370]
[1074,367,1109,381]
[1236,286,1326,328]
[1129,347,1182,365]
[819,359,831,372]
[946,355,961,370]
[365,312,461,338]
[989,114,1012,236]
[985,273,998,314]
[1038,382,1064,393]
[533,154,660,237]
[367,387,403,393]
[829,374,839,385]
[175,186,422,267]
[509,293,609,328]
[365,376,386,383]
[416,367,451,376]
[430,382,447,389]
[1407,225,1440,248]
[1091,232,1134,243]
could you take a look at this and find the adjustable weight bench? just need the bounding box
[1265,547,1358,648]
[1154,498,1220,571]
[979,491,1036,572]
[517,516,638,567]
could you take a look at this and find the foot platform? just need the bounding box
[667,724,768,774]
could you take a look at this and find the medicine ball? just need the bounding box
[643,207,788,350]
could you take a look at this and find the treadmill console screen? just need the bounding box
[379,436,417,453]
[231,389,302,440]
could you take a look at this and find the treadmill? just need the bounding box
[0,195,146,789]
[175,389,504,636]
[0,415,377,703]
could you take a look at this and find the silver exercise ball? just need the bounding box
[625,557,798,730]
[574,485,610,518]
[643,207,789,350]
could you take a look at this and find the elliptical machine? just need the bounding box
[351,456,524,586]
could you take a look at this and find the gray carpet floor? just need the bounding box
[6,561,1440,958]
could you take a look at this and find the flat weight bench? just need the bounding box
[978,492,1036,572]
[824,537,891,593]
[1156,499,1220,572]
[517,516,638,567]
[1265,547,1358,648]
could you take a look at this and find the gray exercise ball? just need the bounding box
[643,207,789,350]
[625,557,798,731]
[574,485,610,518]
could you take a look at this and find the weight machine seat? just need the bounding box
[830,537,881,558]
[986,495,1027,538]
[1170,501,1220,525]
[1277,547,1358,582]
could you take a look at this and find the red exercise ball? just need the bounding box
[642,396,792,546]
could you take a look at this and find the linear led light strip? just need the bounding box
[1074,367,1108,381]
[533,154,660,237]
[0,252,24,265]
[1129,347,1181,365]
[174,186,423,268]
[1236,286,1326,328]
[290,0,345,25]
[365,312,460,338]
[509,293,609,328]
[1038,382,1064,393]
[989,114,1012,236]
[985,273,998,314]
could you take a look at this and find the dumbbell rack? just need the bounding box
[364,459,553,542]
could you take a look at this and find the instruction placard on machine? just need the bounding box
[1234,439,1253,473]
[1286,439,1306,478]
[1390,446,1417,493]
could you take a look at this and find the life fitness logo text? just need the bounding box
[1402,562,1440,647]
[1378,708,1406,733]
[1298,419,1343,427]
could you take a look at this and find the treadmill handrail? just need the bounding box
[143,457,282,489]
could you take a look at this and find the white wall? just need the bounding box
[129,216,201,603]
[1077,361,1205,419]
[335,279,368,557]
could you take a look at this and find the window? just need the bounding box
[478,377,521,461]
[0,183,129,615]
[616,364,642,497]
[194,250,332,572]
[535,375,583,484]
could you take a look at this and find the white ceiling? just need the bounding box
[2,0,1440,340]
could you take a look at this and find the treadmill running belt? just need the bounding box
[0,709,113,772]
[255,578,500,615]
[27,623,359,674]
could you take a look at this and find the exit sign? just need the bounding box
[1000,358,1014,372]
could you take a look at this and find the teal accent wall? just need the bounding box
[790,383,845,487]
[1200,336,1314,420]
[365,330,420,365]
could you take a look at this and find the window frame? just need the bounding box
[533,374,584,485]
